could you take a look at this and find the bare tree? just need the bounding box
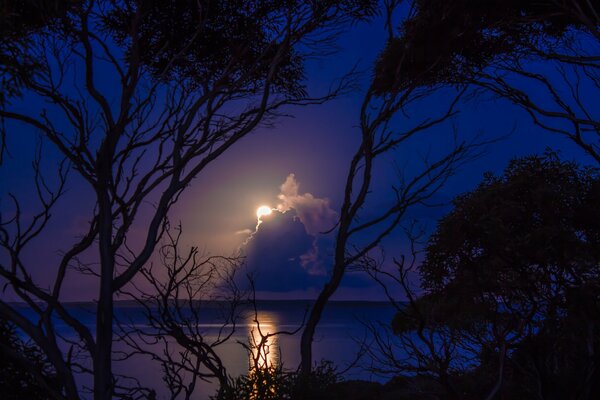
[0,1,376,399]
[475,1,600,163]
[378,0,600,164]
[360,229,467,400]
[363,247,535,400]
[115,223,244,399]
[230,284,306,400]
[474,44,600,164]
[298,0,480,379]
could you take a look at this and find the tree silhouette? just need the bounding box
[299,0,482,382]
[0,1,376,399]
[376,0,600,163]
[375,153,600,399]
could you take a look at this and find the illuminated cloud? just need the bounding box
[240,174,370,292]
[277,174,337,235]
[243,209,322,291]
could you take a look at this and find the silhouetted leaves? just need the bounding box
[392,152,600,399]
[0,317,62,400]
[0,0,75,101]
[421,151,600,307]
[101,0,307,94]
[373,0,600,92]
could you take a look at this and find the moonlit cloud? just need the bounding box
[277,174,337,235]
[239,174,372,292]
[238,174,338,291]
[243,209,321,291]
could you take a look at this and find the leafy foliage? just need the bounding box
[213,361,338,400]
[2,0,377,98]
[391,152,600,399]
[373,0,600,92]
[0,317,62,400]
[394,152,600,334]
[421,151,600,305]
[0,0,75,101]
[101,0,306,95]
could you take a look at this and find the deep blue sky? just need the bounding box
[0,10,596,301]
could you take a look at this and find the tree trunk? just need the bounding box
[300,260,345,375]
[94,185,114,400]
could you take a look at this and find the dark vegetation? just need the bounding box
[0,0,75,101]
[0,317,63,399]
[386,153,600,400]
[1,0,599,399]
[212,362,338,400]
[375,0,600,90]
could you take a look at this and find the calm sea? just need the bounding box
[16,300,397,399]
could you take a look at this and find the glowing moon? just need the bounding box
[256,205,273,219]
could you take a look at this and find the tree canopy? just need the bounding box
[420,152,599,306]
[2,0,376,99]
[373,0,600,92]
[390,153,600,399]
[393,152,600,333]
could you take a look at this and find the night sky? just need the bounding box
[0,11,596,302]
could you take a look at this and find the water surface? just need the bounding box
[18,300,397,399]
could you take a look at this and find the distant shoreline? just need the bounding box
[6,299,397,307]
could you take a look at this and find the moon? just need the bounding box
[256,205,273,219]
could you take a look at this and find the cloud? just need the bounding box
[239,174,372,293]
[277,174,337,235]
[243,209,322,291]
